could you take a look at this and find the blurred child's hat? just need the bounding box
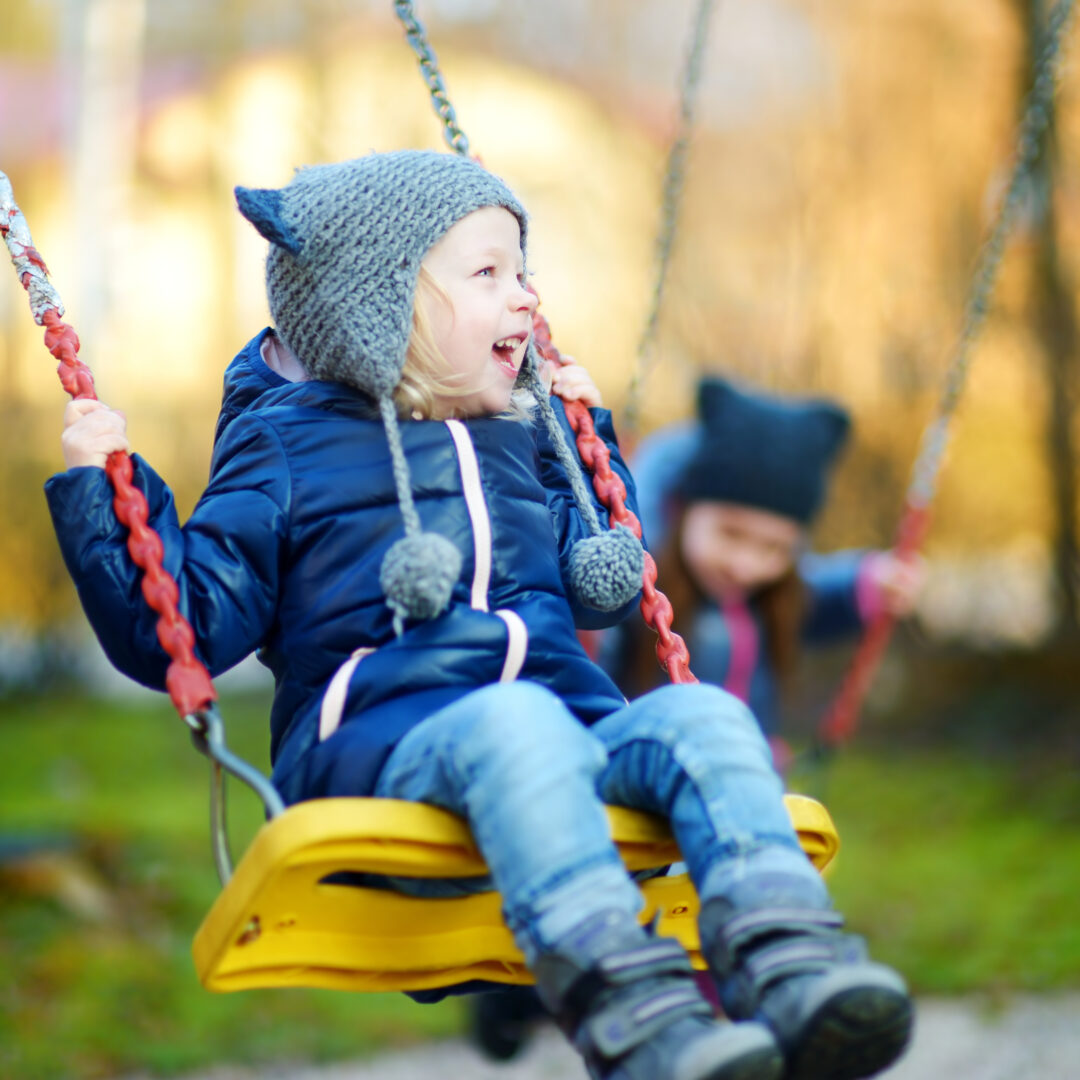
[677,377,851,525]
[235,150,642,630]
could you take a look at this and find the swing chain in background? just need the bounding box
[909,0,1075,508]
[0,169,217,722]
[397,0,697,683]
[393,0,471,157]
[817,0,1076,752]
[624,0,717,433]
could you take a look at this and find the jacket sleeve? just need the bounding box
[535,397,643,630]
[44,413,292,690]
[799,549,877,643]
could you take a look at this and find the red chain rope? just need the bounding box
[531,309,697,684]
[1,194,216,719]
[817,501,930,747]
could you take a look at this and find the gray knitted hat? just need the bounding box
[236,150,642,630]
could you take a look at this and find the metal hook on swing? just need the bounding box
[184,704,286,886]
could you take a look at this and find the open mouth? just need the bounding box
[492,335,527,377]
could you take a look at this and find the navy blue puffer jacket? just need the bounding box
[45,330,639,802]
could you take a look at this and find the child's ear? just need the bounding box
[234,186,302,256]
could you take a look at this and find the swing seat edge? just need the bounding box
[192,794,838,993]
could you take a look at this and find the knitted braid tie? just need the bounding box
[377,393,462,633]
[522,355,645,612]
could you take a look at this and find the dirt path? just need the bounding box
[124,994,1080,1080]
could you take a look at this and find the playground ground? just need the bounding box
[118,993,1080,1080]
[3,680,1079,1079]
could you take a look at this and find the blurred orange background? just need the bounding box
[2,0,1078,651]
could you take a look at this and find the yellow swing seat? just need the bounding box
[193,793,838,993]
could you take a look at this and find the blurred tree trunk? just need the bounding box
[1021,0,1080,633]
[64,0,146,351]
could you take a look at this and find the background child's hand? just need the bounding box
[61,399,130,470]
[550,357,603,408]
[869,551,926,618]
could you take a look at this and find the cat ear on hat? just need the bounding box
[696,376,737,429]
[812,402,852,462]
[234,186,302,256]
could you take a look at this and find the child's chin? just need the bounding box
[477,388,514,415]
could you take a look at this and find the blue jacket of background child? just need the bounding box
[44,329,640,804]
[599,422,874,736]
[652,552,869,736]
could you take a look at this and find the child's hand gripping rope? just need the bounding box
[61,400,130,470]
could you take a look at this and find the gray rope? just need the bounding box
[0,171,65,323]
[909,0,1075,507]
[394,0,471,158]
[522,359,604,536]
[379,393,423,536]
[624,0,718,431]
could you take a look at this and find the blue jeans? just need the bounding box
[373,680,826,964]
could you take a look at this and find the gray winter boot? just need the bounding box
[533,909,783,1080]
[700,896,913,1080]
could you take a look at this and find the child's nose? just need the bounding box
[511,284,539,313]
[728,550,761,588]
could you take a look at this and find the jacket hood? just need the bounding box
[215,328,379,445]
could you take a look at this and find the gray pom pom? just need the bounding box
[569,524,645,612]
[380,532,462,630]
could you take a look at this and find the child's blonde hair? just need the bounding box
[395,266,530,421]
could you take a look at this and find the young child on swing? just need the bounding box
[469,377,925,1064]
[605,376,925,765]
[47,150,912,1080]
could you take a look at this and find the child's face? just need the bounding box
[680,501,803,599]
[419,206,537,416]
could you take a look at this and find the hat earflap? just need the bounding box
[376,394,462,634]
[521,352,644,612]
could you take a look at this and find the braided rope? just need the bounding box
[532,311,697,684]
[818,0,1077,749]
[379,393,424,537]
[1,170,216,720]
[521,357,604,536]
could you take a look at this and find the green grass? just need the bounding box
[792,748,1080,995]
[1,691,1079,1077]
[0,692,463,1080]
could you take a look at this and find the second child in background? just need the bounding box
[604,376,924,766]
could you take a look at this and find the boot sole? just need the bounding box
[674,1025,784,1080]
[784,971,913,1080]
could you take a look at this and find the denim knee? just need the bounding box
[594,682,798,867]
[447,680,608,790]
[605,683,772,762]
